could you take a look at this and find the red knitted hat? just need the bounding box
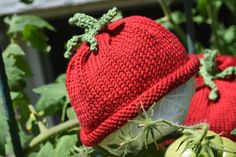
[184,51,236,141]
[65,8,200,146]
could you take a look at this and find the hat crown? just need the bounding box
[66,15,199,146]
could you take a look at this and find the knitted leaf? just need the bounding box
[200,49,236,100]
[64,7,121,58]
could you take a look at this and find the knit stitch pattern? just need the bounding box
[66,15,200,146]
[184,54,236,141]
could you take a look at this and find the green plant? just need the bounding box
[1,0,236,157]
[165,130,236,157]
[1,14,81,157]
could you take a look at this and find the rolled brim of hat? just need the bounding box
[79,55,199,146]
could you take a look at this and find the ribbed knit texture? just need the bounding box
[184,54,236,141]
[66,15,200,146]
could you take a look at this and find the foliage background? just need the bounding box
[0,0,236,156]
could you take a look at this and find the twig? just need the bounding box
[61,98,69,122]
[159,0,186,44]
[28,118,79,149]
[183,0,195,53]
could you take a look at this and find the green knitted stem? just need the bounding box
[215,67,236,79]
[199,49,236,100]
[64,7,121,58]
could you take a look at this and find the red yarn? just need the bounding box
[184,54,236,141]
[66,16,200,146]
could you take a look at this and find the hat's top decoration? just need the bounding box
[64,7,121,58]
[199,49,236,100]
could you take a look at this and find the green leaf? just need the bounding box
[156,11,185,30]
[4,15,55,53]
[213,0,223,13]
[28,152,37,157]
[11,91,30,123]
[4,136,14,157]
[0,101,8,156]
[196,0,208,17]
[223,26,236,44]
[0,98,12,156]
[224,0,236,16]
[72,146,94,157]
[3,43,31,90]
[22,25,51,53]
[18,122,32,148]
[54,135,78,157]
[36,142,54,157]
[193,15,205,24]
[66,107,76,120]
[4,43,31,76]
[56,74,66,84]
[4,15,55,34]
[3,43,25,56]
[3,55,25,90]
[33,74,68,115]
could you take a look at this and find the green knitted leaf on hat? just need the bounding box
[64,7,122,59]
[199,49,236,101]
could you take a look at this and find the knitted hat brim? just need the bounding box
[80,55,200,146]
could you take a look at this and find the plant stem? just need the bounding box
[159,0,186,44]
[156,119,208,131]
[183,0,195,53]
[198,124,209,143]
[28,118,79,149]
[61,98,69,122]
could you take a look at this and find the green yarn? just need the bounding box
[64,7,122,58]
[199,49,236,100]
[215,67,236,79]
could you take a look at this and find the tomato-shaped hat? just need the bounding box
[184,50,236,141]
[65,7,200,146]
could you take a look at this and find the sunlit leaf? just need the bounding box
[66,107,76,120]
[2,43,31,90]
[4,15,54,34]
[22,25,51,53]
[33,74,68,115]
[4,15,55,53]
[36,142,54,157]
[223,26,236,44]
[0,101,8,156]
[72,145,94,157]
[156,11,185,30]
[196,0,208,17]
[54,135,78,157]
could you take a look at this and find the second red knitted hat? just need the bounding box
[184,51,236,141]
